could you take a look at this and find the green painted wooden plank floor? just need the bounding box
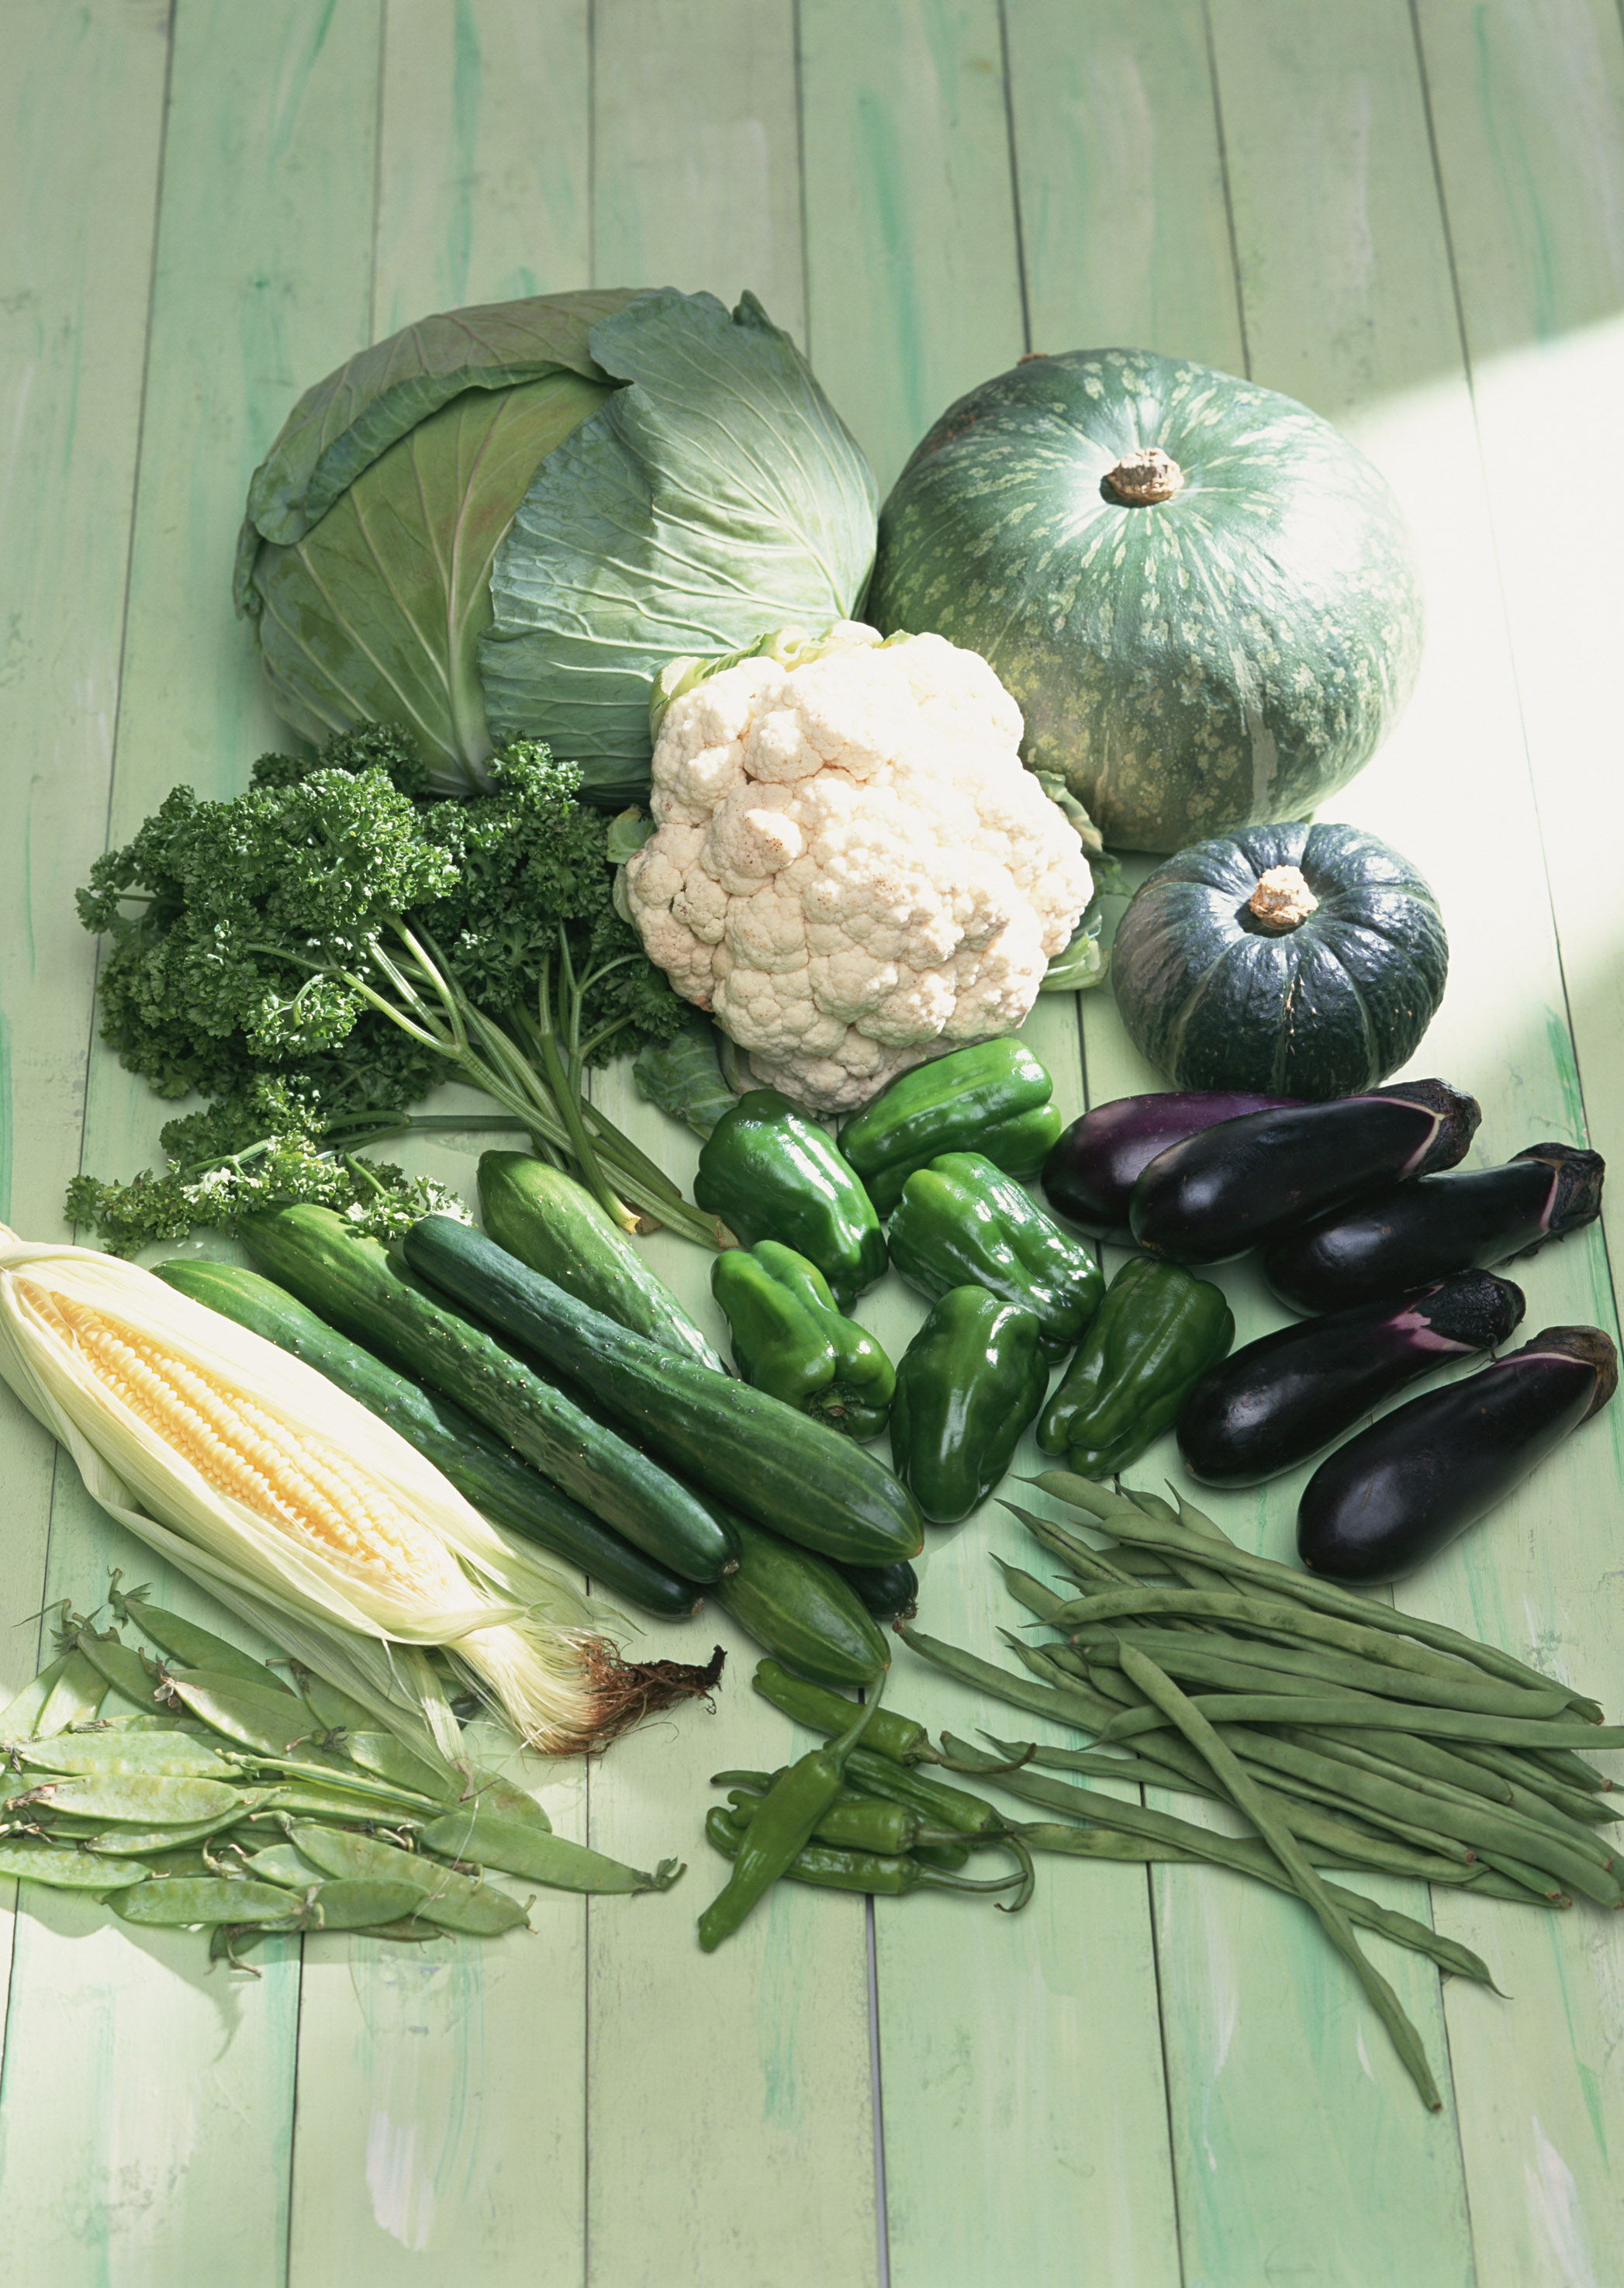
[2,3,1621,2282]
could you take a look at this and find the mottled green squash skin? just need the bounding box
[1110,821,1450,1100]
[867,350,1424,853]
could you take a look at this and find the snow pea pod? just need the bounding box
[326,1731,458,1802]
[15,1734,240,1779]
[285,1822,529,1934]
[111,1587,295,1694]
[466,1768,554,1833]
[71,1631,167,1712]
[418,1808,682,1894]
[0,1652,71,1740]
[36,1651,109,1738]
[236,1844,323,1889]
[292,1878,432,1930]
[161,1675,320,1757]
[0,1838,151,1888]
[8,1772,244,1824]
[115,1878,301,1927]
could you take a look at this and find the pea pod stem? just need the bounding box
[1117,1644,1443,2110]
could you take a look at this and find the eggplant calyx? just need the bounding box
[1510,1142,1606,1243]
[1408,1270,1526,1352]
[1516,1325,1619,1420]
[1370,1080,1482,1176]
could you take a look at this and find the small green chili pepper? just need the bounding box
[750,1659,929,1763]
[1037,1256,1235,1474]
[842,1746,1007,1840]
[838,1041,1063,1215]
[890,1286,1048,1524]
[704,1807,1025,1900]
[696,1686,883,1950]
[712,1240,895,1438]
[694,1090,887,1308]
[888,1154,1102,1360]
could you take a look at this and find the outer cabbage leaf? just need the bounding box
[479,291,878,801]
[234,288,639,605]
[632,1011,739,1139]
[248,371,612,787]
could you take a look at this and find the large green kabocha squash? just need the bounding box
[1110,822,1449,1101]
[867,350,1423,852]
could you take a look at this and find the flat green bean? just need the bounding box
[1100,1692,1624,1751]
[1035,1474,1605,1719]
[1082,1623,1567,1720]
[941,1741,1498,1984]
[1117,1644,1442,2110]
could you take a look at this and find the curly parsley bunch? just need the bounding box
[71,728,696,1252]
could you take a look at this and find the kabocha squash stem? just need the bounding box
[1111,823,1450,1098]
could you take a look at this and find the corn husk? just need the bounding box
[0,1230,631,1757]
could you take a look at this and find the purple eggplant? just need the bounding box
[1176,1270,1526,1487]
[1042,1091,1300,1242]
[1297,1325,1618,1583]
[1263,1142,1605,1313]
[1128,1080,1481,1267]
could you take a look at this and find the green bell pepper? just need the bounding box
[838,1041,1064,1215]
[693,1090,887,1309]
[1037,1254,1235,1474]
[711,1241,896,1440]
[887,1151,1103,1361]
[890,1286,1048,1524]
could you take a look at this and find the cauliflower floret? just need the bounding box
[622,624,1093,1111]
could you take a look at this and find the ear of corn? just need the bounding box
[0,1229,632,1756]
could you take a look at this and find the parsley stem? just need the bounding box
[536,954,639,1234]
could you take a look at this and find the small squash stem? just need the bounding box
[1246,866,1320,933]
[1102,447,1184,505]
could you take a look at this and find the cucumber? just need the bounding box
[236,1208,735,1585]
[836,1557,920,1624]
[402,1215,924,1567]
[155,1259,702,1619]
[712,1513,888,1688]
[478,1153,725,1373]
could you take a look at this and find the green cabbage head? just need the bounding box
[234,288,878,800]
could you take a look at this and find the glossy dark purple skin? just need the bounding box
[1128,1081,1482,1267]
[1263,1143,1605,1313]
[1041,1091,1300,1242]
[1176,1270,1526,1488]
[1296,1326,1619,1584]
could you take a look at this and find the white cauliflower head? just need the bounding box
[623,623,1093,1111]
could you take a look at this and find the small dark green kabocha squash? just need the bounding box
[867,349,1423,852]
[1110,821,1448,1101]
